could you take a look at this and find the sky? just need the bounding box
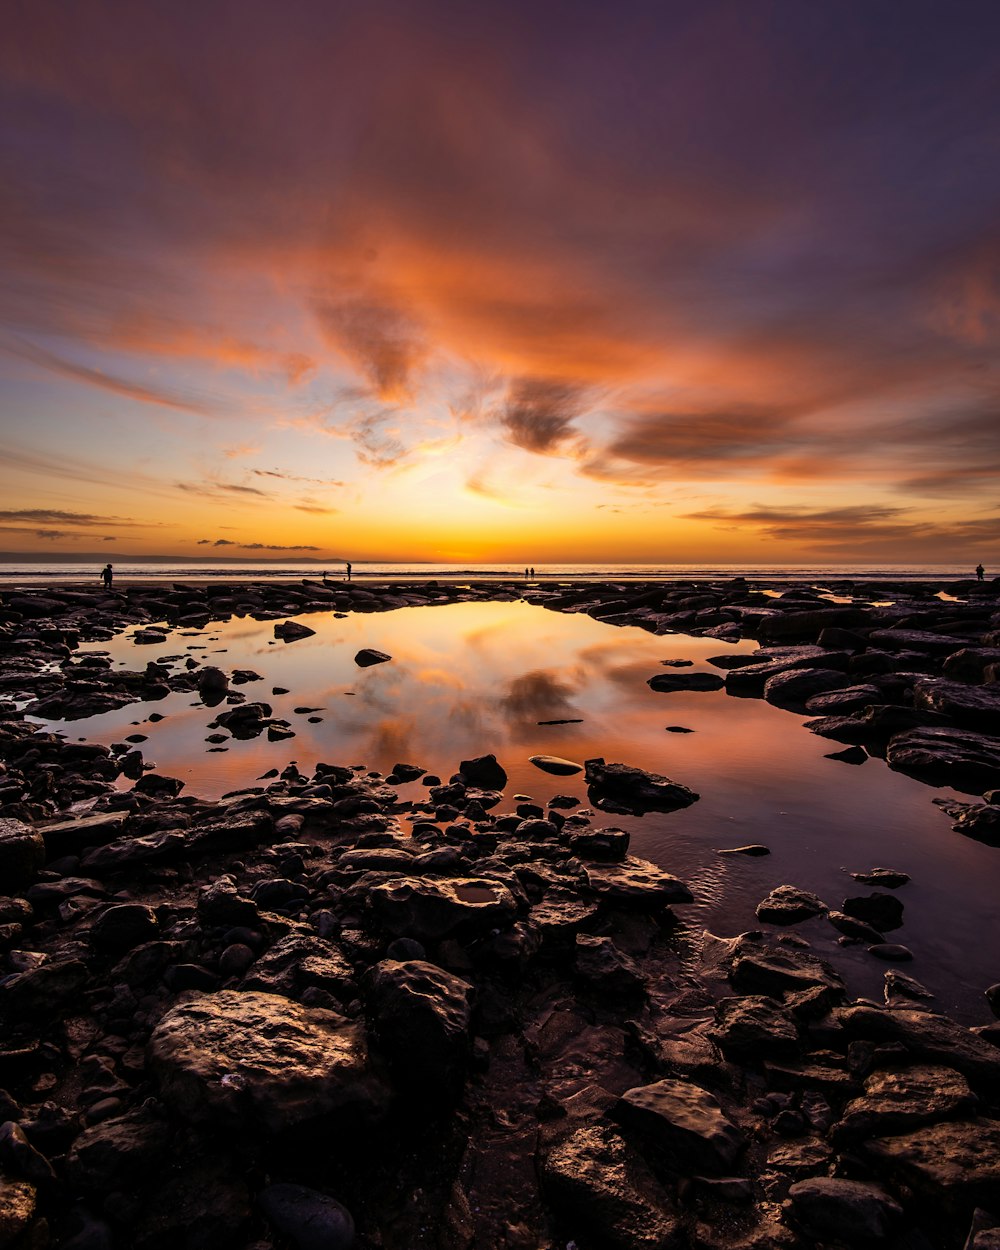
[2,0,999,565]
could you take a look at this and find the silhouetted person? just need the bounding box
[346,562,352,581]
[524,567,529,577]
[977,563,985,581]
[530,566,535,577]
[101,563,113,588]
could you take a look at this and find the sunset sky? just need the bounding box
[2,0,999,564]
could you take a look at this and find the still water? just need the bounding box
[35,601,999,1023]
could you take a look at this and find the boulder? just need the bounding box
[354,648,391,666]
[842,892,904,931]
[833,1064,976,1141]
[457,754,507,789]
[147,990,389,1131]
[755,885,828,925]
[584,758,698,815]
[364,959,473,1092]
[274,621,316,642]
[258,1183,354,1250]
[65,1108,171,1193]
[763,668,849,710]
[242,935,355,1001]
[367,876,518,940]
[712,996,800,1060]
[863,1119,1000,1208]
[89,904,160,955]
[784,1177,902,1242]
[612,1078,745,1174]
[575,935,646,996]
[0,818,45,891]
[886,727,1000,793]
[913,679,1000,732]
[0,1177,37,1246]
[541,1125,678,1250]
[584,858,692,907]
[528,754,583,776]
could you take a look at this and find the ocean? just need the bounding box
[0,560,988,585]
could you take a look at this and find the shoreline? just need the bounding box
[2,578,1000,1248]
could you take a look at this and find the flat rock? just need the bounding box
[886,726,1000,793]
[147,990,389,1131]
[367,876,518,940]
[805,684,882,715]
[646,671,724,692]
[717,844,770,856]
[584,757,698,815]
[730,945,844,998]
[833,1064,976,1141]
[763,667,849,710]
[913,679,1000,732]
[712,996,800,1060]
[863,1119,1000,1207]
[755,884,828,925]
[0,818,45,891]
[528,754,583,776]
[584,857,693,907]
[613,1077,746,1174]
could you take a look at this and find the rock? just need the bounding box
[148,990,389,1131]
[763,668,849,710]
[131,1156,250,1250]
[569,828,630,861]
[65,1108,170,1192]
[948,803,1000,846]
[0,818,45,891]
[716,844,770,856]
[584,858,692,907]
[0,959,89,1024]
[541,1125,678,1250]
[825,745,868,765]
[842,892,904,931]
[354,648,390,666]
[364,959,473,1092]
[913,679,1000,731]
[943,647,1000,681]
[836,1006,1000,1094]
[884,970,934,1006]
[886,727,1000,793]
[584,758,698,814]
[197,878,260,927]
[575,935,646,996]
[367,876,518,940]
[646,671,724,692]
[712,996,800,1060]
[784,1177,902,1242]
[195,666,229,698]
[851,867,910,888]
[242,935,355,1001]
[214,702,274,738]
[133,773,185,798]
[0,1121,55,1185]
[863,1119,1000,1209]
[987,984,1000,1019]
[805,684,883,715]
[527,755,583,776]
[457,754,507,789]
[833,1064,976,1141]
[729,943,844,998]
[613,1078,745,1174]
[868,943,913,961]
[827,910,884,943]
[755,885,828,925]
[0,1178,37,1247]
[89,904,160,954]
[258,1183,355,1250]
[275,621,317,642]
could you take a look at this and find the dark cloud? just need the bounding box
[0,508,133,526]
[197,538,321,551]
[177,481,269,499]
[313,299,426,402]
[499,379,589,455]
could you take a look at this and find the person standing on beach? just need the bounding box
[346,562,352,581]
[977,563,985,581]
[101,563,113,588]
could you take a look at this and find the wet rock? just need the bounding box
[913,679,1000,732]
[148,990,389,1131]
[868,943,913,961]
[852,867,910,888]
[784,1177,902,1242]
[646,671,724,692]
[259,1183,355,1250]
[457,753,507,789]
[529,889,601,945]
[613,1078,745,1174]
[214,702,274,738]
[947,802,1000,846]
[0,818,45,891]
[584,857,692,907]
[805,683,883,715]
[195,666,229,699]
[274,621,316,642]
[884,970,934,1006]
[716,844,770,856]
[827,910,884,943]
[133,773,185,798]
[89,903,160,955]
[242,935,355,1001]
[367,876,518,940]
[541,1124,678,1250]
[843,892,904,931]
[527,754,583,776]
[886,727,1000,793]
[364,959,473,1093]
[584,757,698,814]
[354,648,390,666]
[825,745,868,765]
[832,1064,976,1141]
[729,943,844,998]
[569,828,630,861]
[755,885,828,925]
[763,667,849,710]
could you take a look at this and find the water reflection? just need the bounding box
[31,600,1000,1023]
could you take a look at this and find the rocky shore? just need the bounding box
[1,575,999,1249]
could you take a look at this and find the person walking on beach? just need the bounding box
[100,563,113,588]
[346,562,352,581]
[976,562,985,581]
